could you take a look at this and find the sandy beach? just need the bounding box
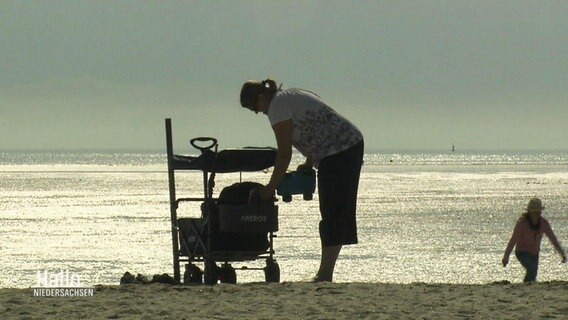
[2,281,567,320]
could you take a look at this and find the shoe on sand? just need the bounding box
[120,272,136,285]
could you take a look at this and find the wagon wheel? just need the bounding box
[203,259,219,285]
[264,258,280,283]
[183,264,203,284]
[219,263,237,284]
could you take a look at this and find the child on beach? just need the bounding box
[502,198,567,282]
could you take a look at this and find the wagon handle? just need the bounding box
[190,137,218,152]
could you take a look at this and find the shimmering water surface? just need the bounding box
[1,151,567,288]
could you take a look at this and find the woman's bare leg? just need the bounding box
[314,245,342,282]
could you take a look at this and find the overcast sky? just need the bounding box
[1,0,567,152]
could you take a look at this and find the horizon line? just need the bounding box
[2,147,568,154]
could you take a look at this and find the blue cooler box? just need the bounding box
[276,169,316,202]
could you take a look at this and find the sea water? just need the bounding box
[1,151,567,288]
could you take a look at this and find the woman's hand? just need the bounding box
[297,162,312,173]
[258,185,276,202]
[297,158,313,173]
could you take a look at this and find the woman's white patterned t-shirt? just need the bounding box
[267,89,363,167]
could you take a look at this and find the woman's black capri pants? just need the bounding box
[317,140,364,247]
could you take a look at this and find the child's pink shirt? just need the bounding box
[505,217,563,257]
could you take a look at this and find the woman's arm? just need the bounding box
[258,120,293,201]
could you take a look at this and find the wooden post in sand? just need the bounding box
[165,118,181,283]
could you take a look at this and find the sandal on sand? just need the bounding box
[120,272,136,285]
